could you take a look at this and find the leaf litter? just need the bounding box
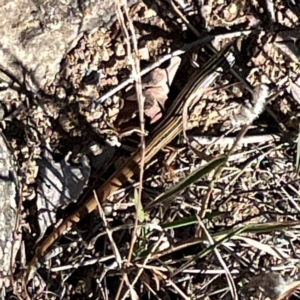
[124,56,181,124]
[1,0,300,299]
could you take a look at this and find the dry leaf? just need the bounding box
[144,86,168,124]
[121,56,181,124]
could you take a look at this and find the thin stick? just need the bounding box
[114,3,133,299]
[94,190,137,299]
[95,36,212,103]
[120,0,145,275]
[115,1,145,298]
[189,133,281,145]
[120,234,165,300]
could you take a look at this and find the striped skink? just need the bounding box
[26,41,236,279]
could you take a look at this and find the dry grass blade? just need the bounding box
[94,191,122,266]
[233,236,290,260]
[190,133,281,145]
[198,84,269,227]
[197,125,250,228]
[115,1,144,298]
[165,220,300,243]
[94,190,138,299]
[95,30,252,103]
[120,234,165,300]
[139,221,300,264]
[198,219,238,300]
[150,269,190,300]
[134,221,300,266]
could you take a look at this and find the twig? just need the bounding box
[151,269,190,300]
[167,0,200,38]
[189,133,281,145]
[121,0,145,265]
[120,234,165,300]
[94,191,123,267]
[115,0,145,298]
[95,36,211,103]
[94,189,138,299]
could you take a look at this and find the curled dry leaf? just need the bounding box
[143,85,168,124]
[122,56,181,124]
[36,146,91,241]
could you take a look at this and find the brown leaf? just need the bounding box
[120,56,181,124]
[144,86,168,123]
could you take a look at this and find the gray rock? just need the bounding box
[0,0,137,91]
[0,132,18,290]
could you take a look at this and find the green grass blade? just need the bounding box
[146,155,226,209]
[162,211,224,229]
[171,226,244,277]
[213,221,300,240]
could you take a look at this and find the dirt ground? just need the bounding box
[2,0,300,299]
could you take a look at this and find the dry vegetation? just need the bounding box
[3,0,300,299]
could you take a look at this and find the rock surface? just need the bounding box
[0,0,138,292]
[0,0,137,91]
[0,131,18,289]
